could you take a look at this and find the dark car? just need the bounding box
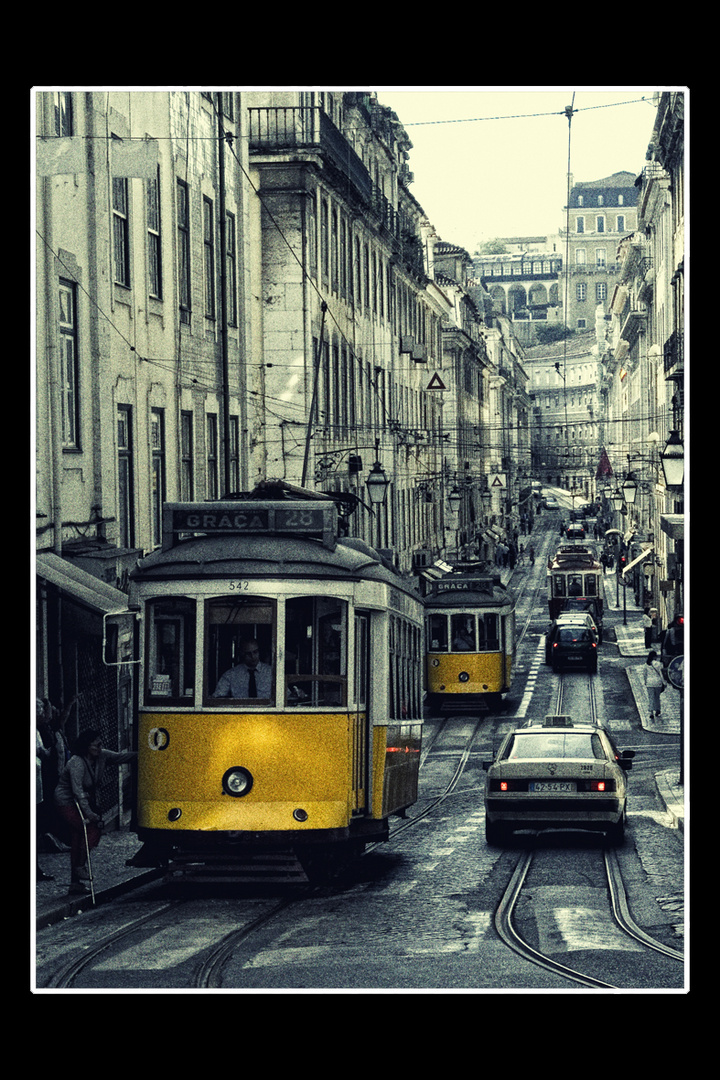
[549,625,598,673]
[545,614,598,663]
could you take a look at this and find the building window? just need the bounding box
[617,215,625,233]
[117,406,134,548]
[596,216,605,233]
[618,194,624,206]
[203,197,215,318]
[177,180,191,323]
[207,414,219,499]
[576,283,586,302]
[147,169,162,299]
[321,199,329,283]
[596,282,607,302]
[180,411,194,501]
[596,249,607,268]
[151,409,166,548]
[52,92,73,137]
[575,249,586,265]
[597,195,604,206]
[58,280,79,449]
[576,217,584,234]
[112,178,130,287]
[226,211,237,326]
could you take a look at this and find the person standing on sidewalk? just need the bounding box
[644,651,666,720]
[643,609,653,648]
[54,729,137,893]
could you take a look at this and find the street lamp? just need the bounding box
[448,486,462,514]
[610,487,624,512]
[660,430,684,488]
[365,441,390,505]
[622,474,638,505]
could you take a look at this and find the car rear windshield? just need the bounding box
[502,733,605,760]
[557,628,592,641]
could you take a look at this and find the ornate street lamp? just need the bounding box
[622,474,638,505]
[448,486,462,514]
[610,487,624,512]
[365,441,390,505]
[660,430,684,488]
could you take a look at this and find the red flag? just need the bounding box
[596,448,613,480]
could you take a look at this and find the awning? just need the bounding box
[622,546,654,577]
[420,558,453,582]
[36,552,130,614]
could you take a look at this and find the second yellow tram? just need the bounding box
[425,571,515,714]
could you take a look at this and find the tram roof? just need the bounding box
[548,546,601,569]
[425,573,514,608]
[130,531,417,593]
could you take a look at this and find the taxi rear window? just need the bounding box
[502,733,605,760]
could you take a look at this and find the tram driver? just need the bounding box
[212,637,273,699]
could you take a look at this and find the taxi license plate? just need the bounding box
[529,782,577,792]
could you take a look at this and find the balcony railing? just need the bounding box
[248,106,373,204]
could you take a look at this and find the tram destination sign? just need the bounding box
[163,501,337,550]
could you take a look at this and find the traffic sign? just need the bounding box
[426,372,447,390]
[489,473,507,489]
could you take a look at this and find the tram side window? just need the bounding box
[206,597,275,703]
[584,574,597,596]
[144,598,196,704]
[553,574,566,597]
[285,596,347,706]
[429,613,448,651]
[451,614,475,651]
[478,613,500,651]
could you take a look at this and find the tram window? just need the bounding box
[451,615,475,651]
[205,597,275,703]
[478,613,500,652]
[568,574,583,597]
[553,575,566,597]
[584,574,597,596]
[144,598,196,704]
[285,596,347,706]
[429,613,448,651]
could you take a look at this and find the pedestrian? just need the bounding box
[643,651,666,720]
[529,544,535,565]
[36,703,54,882]
[642,609,653,648]
[54,728,137,894]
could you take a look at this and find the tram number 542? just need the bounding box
[228,580,250,591]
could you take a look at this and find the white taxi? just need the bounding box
[482,717,634,845]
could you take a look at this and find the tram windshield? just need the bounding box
[206,596,276,703]
[144,597,196,704]
[284,596,347,707]
[428,612,500,653]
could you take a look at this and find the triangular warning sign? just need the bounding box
[426,372,447,390]
[491,475,503,486]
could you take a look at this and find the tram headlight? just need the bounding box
[458,671,470,683]
[222,766,254,797]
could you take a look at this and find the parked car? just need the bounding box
[482,717,634,844]
[545,614,598,664]
[549,625,598,673]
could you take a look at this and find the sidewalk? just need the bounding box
[603,570,685,833]
[35,825,163,931]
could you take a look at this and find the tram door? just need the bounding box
[352,613,370,814]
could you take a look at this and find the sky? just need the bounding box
[374,86,673,253]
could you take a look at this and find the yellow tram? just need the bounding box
[128,487,424,875]
[425,571,515,714]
